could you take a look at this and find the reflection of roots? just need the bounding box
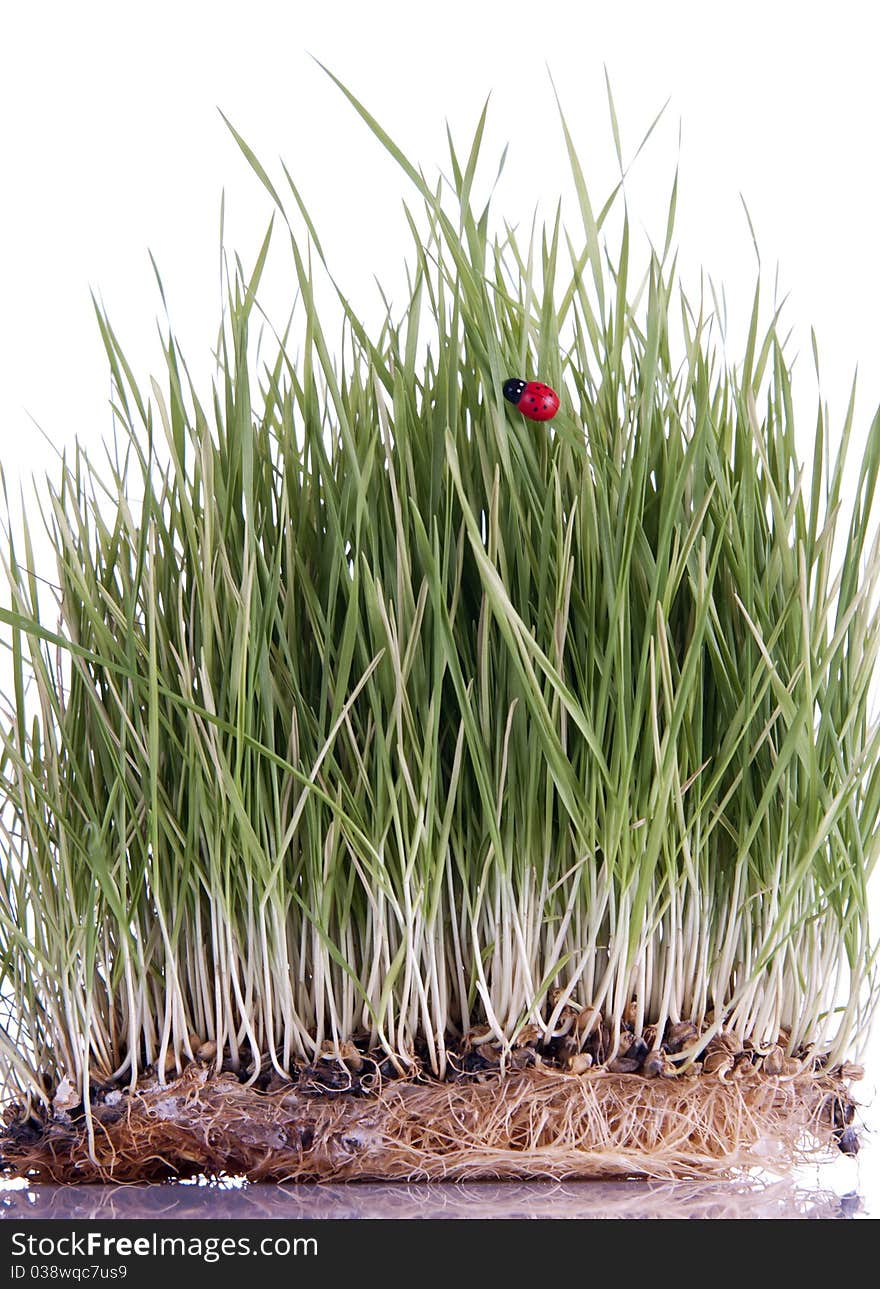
[0,1177,861,1220]
[0,1064,858,1183]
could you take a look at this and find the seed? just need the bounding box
[196,1040,217,1062]
[549,1007,578,1037]
[338,1041,364,1072]
[623,1038,648,1068]
[762,1045,784,1075]
[641,1051,665,1079]
[608,1055,641,1074]
[566,1052,592,1074]
[706,1031,741,1056]
[617,1030,635,1056]
[574,1007,601,1037]
[702,1050,733,1076]
[665,1020,698,1052]
[514,1024,542,1048]
[837,1127,860,1156]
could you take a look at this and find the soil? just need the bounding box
[0,1028,862,1183]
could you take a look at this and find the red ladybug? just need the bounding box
[502,377,559,422]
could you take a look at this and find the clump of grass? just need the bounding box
[1,72,879,1118]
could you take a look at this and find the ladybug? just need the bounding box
[502,377,560,422]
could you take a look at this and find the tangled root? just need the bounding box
[0,1062,858,1183]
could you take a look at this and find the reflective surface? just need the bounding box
[0,1177,864,1220]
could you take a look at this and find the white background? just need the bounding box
[1,0,879,1213]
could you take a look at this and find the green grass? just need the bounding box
[2,72,879,1109]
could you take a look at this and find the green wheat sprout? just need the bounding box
[1,70,879,1115]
